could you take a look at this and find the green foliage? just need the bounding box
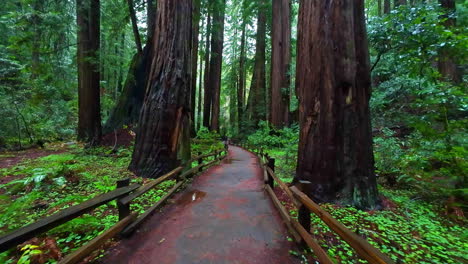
[192,127,223,155]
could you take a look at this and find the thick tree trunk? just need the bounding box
[246,0,267,128]
[271,0,291,128]
[438,0,461,84]
[197,46,204,131]
[103,46,151,134]
[191,0,201,136]
[295,0,379,209]
[237,22,246,132]
[202,14,212,129]
[77,0,102,145]
[208,0,226,132]
[129,0,192,178]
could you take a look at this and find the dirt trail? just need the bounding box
[0,148,66,170]
[102,145,301,264]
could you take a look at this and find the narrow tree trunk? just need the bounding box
[271,0,291,128]
[191,0,201,136]
[209,1,226,132]
[147,0,156,41]
[438,0,461,83]
[197,46,204,131]
[77,0,102,145]
[237,21,246,132]
[127,0,143,54]
[295,0,379,209]
[203,14,212,129]
[246,0,267,128]
[129,0,192,178]
[384,0,390,14]
[378,0,382,16]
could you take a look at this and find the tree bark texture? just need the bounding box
[77,0,102,145]
[246,0,267,128]
[384,0,390,14]
[203,14,212,129]
[191,0,201,135]
[271,0,291,128]
[209,0,226,132]
[295,0,379,209]
[237,21,246,131]
[129,0,192,178]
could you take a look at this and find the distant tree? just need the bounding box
[295,0,379,209]
[190,0,201,136]
[203,12,212,129]
[76,0,102,144]
[129,0,192,178]
[438,0,461,83]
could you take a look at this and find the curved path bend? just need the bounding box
[103,146,300,264]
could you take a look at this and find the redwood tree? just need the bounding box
[202,13,212,129]
[270,0,291,128]
[76,0,102,144]
[246,0,267,128]
[208,0,226,132]
[295,0,379,209]
[438,0,461,83]
[129,0,192,178]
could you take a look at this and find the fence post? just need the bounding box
[198,151,203,171]
[267,158,275,188]
[297,180,311,248]
[116,178,130,221]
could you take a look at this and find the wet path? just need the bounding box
[103,146,300,264]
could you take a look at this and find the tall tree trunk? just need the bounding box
[384,0,390,14]
[378,0,382,16]
[77,0,102,145]
[246,0,267,128]
[208,0,226,132]
[295,0,379,209]
[438,0,461,83]
[197,46,204,131]
[271,0,291,128]
[203,14,212,129]
[127,0,142,54]
[237,21,246,132]
[191,0,201,136]
[147,0,156,41]
[104,1,157,133]
[129,0,192,178]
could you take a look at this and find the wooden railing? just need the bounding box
[0,148,228,264]
[237,143,394,264]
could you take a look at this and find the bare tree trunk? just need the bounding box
[77,0,102,145]
[246,0,267,128]
[147,0,156,41]
[378,0,382,16]
[197,45,204,131]
[438,0,461,83]
[384,0,390,14]
[127,0,142,54]
[129,0,192,178]
[238,21,246,132]
[209,0,226,132]
[271,0,291,128]
[295,0,379,209]
[191,0,201,136]
[203,14,212,129]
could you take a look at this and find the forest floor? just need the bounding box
[0,142,466,264]
[102,146,302,264]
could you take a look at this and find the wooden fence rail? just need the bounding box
[237,143,394,264]
[0,148,228,264]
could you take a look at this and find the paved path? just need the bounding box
[103,146,301,264]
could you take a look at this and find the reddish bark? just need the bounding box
[237,22,246,131]
[77,0,102,145]
[295,0,379,209]
[202,14,212,129]
[129,0,192,178]
[209,0,226,132]
[270,0,291,128]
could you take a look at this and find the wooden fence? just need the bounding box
[0,148,228,264]
[237,143,394,264]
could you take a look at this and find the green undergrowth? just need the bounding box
[0,144,180,264]
[287,187,467,263]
